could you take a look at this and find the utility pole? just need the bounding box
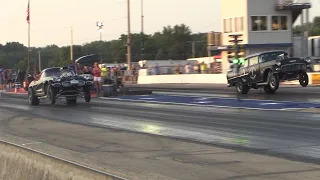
[127,0,132,70]
[140,0,144,61]
[192,41,196,58]
[70,27,74,62]
[301,10,304,57]
[38,51,41,72]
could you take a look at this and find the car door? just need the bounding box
[247,56,261,83]
[35,72,45,94]
[237,58,250,84]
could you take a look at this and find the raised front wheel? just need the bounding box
[264,73,279,94]
[299,72,309,87]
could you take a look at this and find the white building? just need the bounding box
[220,0,311,73]
[308,36,320,57]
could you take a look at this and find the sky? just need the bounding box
[0,0,319,47]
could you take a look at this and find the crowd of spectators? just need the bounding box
[0,65,15,92]
[144,61,222,75]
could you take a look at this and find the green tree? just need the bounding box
[293,16,320,36]
[0,23,210,70]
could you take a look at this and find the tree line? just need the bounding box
[293,16,320,36]
[0,24,213,71]
[2,16,320,72]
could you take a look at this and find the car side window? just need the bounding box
[249,56,259,66]
[259,54,269,63]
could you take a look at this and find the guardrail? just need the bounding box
[0,139,127,180]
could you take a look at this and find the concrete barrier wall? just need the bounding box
[138,74,228,84]
[137,73,320,85]
[0,141,125,180]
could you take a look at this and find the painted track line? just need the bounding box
[153,91,320,104]
[99,97,312,112]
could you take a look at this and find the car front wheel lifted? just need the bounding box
[264,73,279,94]
[299,72,309,87]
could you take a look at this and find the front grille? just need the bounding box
[281,64,305,71]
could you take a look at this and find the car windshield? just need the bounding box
[273,52,288,60]
[61,69,76,77]
[45,68,61,77]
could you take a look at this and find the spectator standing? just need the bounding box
[154,63,160,75]
[5,69,13,88]
[101,64,107,83]
[175,64,181,74]
[184,62,191,74]
[193,61,200,74]
[93,62,102,93]
[200,62,207,74]
[0,65,5,92]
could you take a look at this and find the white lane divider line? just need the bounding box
[259,103,283,105]
[194,97,209,101]
[139,97,155,100]
[22,142,42,146]
[192,101,213,104]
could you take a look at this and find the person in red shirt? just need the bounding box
[93,62,102,93]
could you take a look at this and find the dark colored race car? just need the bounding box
[227,50,310,94]
[28,67,93,105]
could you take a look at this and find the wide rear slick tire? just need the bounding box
[28,88,39,106]
[47,84,56,105]
[264,74,279,94]
[235,81,249,94]
[299,72,309,87]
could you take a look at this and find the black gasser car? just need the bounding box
[227,50,311,94]
[28,67,93,105]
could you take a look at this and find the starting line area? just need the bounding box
[101,94,320,110]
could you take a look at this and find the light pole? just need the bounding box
[70,27,74,62]
[38,51,41,72]
[127,0,132,70]
[96,22,103,63]
[96,21,103,41]
[140,0,144,61]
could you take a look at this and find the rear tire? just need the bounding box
[264,73,279,94]
[299,72,309,87]
[47,84,56,105]
[28,88,39,106]
[235,81,249,94]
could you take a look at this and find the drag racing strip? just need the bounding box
[2,98,320,162]
[100,94,320,111]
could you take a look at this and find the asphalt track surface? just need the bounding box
[1,91,320,164]
[126,84,320,103]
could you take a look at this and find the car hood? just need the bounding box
[278,58,306,64]
[308,57,320,64]
[60,75,85,81]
